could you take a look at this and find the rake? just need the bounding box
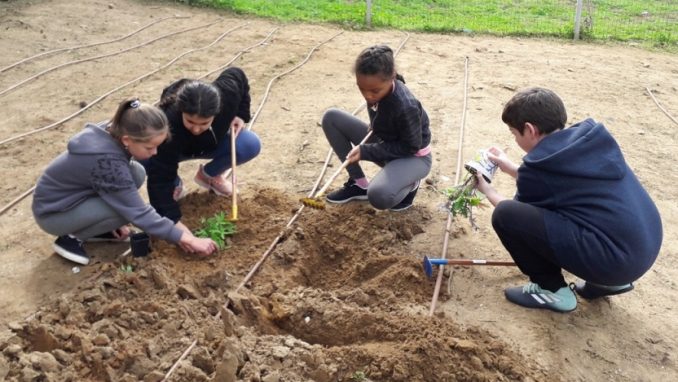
[300,130,373,209]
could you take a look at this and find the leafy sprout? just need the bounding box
[350,371,367,382]
[194,211,237,250]
[442,174,484,229]
[119,264,134,273]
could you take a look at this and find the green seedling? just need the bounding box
[194,211,237,250]
[442,174,484,229]
[350,370,367,382]
[120,264,134,273]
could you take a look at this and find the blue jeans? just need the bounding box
[196,130,261,177]
[140,130,261,184]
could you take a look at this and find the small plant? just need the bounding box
[350,370,367,382]
[194,211,237,249]
[119,264,134,273]
[442,174,484,229]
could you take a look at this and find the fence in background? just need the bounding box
[196,0,677,47]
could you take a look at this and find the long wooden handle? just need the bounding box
[433,258,516,266]
[314,130,373,197]
[230,127,238,220]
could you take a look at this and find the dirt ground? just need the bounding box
[1,0,676,381]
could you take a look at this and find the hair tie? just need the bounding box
[130,99,141,109]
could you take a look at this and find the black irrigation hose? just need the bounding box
[0,16,187,73]
[0,19,220,97]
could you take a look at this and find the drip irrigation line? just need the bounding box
[219,30,344,183]
[0,20,221,98]
[646,87,678,126]
[220,30,346,293]
[197,28,279,81]
[429,56,469,317]
[0,22,243,147]
[226,31,411,299]
[162,339,197,382]
[0,185,36,216]
[228,31,411,293]
[0,23,250,217]
[0,16,187,74]
[248,31,345,132]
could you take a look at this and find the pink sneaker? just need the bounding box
[194,164,233,196]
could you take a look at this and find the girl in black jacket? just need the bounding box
[144,67,261,222]
[321,45,432,211]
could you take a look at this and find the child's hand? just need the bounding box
[230,117,246,137]
[474,172,493,196]
[189,237,217,256]
[474,171,507,207]
[346,146,361,164]
[179,233,217,256]
[113,226,131,240]
[486,147,518,177]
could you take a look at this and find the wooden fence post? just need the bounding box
[366,0,373,28]
[574,0,584,40]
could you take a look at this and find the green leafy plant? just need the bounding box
[119,264,134,273]
[194,211,237,249]
[350,370,367,382]
[442,174,484,229]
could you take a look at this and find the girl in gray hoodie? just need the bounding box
[32,98,217,265]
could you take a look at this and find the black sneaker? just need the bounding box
[391,181,420,212]
[326,179,368,204]
[53,236,90,265]
[86,231,130,243]
[574,281,634,300]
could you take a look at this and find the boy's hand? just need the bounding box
[474,172,506,207]
[486,146,518,178]
[474,172,493,196]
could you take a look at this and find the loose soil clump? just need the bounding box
[0,189,554,381]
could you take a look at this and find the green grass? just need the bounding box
[174,0,676,47]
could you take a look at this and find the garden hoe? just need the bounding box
[301,130,373,209]
[230,126,238,221]
[422,255,515,278]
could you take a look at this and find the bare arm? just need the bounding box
[475,173,508,207]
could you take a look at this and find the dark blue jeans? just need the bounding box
[140,130,261,185]
[492,200,566,292]
[194,130,261,177]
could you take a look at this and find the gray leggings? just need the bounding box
[321,108,432,209]
[35,161,146,240]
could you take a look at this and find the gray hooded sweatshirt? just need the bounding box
[32,123,183,243]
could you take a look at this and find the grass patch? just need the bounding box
[172,0,676,47]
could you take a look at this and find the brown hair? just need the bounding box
[502,87,567,135]
[108,98,170,142]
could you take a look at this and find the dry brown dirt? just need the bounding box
[0,0,676,381]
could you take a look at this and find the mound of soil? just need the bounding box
[0,188,554,381]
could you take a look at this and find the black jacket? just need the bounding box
[360,80,431,162]
[147,67,251,222]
